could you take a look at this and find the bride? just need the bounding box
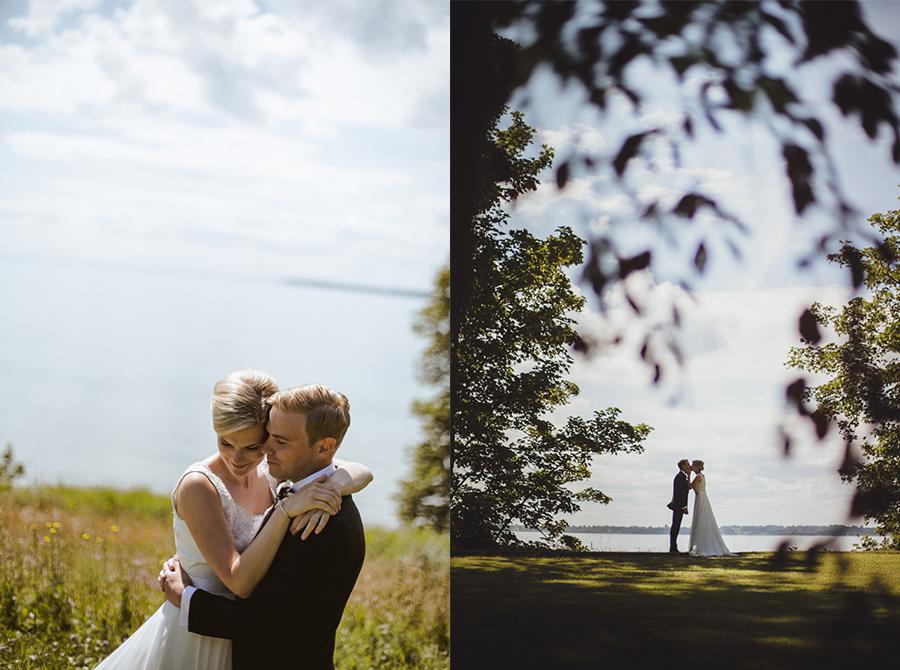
[94,369,373,669]
[687,460,733,557]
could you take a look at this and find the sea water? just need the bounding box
[0,258,430,527]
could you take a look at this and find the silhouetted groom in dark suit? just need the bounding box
[667,459,691,553]
[162,385,365,670]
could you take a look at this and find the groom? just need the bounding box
[161,384,365,669]
[666,459,691,553]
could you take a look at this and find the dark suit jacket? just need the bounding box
[670,471,689,510]
[187,495,365,670]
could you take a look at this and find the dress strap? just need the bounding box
[172,462,233,517]
[258,460,278,503]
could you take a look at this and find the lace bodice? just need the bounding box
[171,460,277,596]
[692,474,706,494]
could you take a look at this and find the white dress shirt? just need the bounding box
[179,462,338,627]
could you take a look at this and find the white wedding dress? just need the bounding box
[688,474,733,557]
[94,461,275,670]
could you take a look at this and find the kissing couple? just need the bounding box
[667,458,733,557]
[94,369,373,670]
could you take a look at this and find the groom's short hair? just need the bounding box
[267,384,351,447]
[677,459,690,470]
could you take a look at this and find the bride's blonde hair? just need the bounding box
[211,369,279,435]
[693,460,705,472]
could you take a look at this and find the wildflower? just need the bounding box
[44,521,52,529]
[49,527,57,535]
[43,535,50,543]
[81,533,90,540]
[95,537,103,543]
[110,525,119,533]
[52,521,60,529]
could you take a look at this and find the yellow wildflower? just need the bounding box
[43,535,50,543]
[110,525,119,533]
[49,528,57,535]
[81,533,90,540]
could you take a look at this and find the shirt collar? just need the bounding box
[290,463,336,493]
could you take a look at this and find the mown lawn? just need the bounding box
[452,551,900,669]
[0,486,449,669]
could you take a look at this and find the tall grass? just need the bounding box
[0,486,449,669]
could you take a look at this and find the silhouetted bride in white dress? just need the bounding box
[688,460,733,557]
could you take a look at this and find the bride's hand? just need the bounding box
[289,509,332,540]
[282,476,342,518]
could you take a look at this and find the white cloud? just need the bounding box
[8,0,101,38]
[2,0,447,130]
[537,124,608,154]
[546,281,859,526]
[0,0,449,288]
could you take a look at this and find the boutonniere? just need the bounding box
[276,481,294,501]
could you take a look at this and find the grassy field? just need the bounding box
[452,550,900,669]
[0,485,449,669]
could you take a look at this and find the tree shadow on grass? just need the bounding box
[451,552,900,669]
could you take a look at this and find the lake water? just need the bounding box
[514,531,874,552]
[0,259,431,527]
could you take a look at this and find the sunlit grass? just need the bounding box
[11,485,171,521]
[337,528,449,669]
[1,486,448,669]
[452,551,900,668]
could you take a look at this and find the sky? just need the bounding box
[0,0,448,289]
[0,0,448,527]
[502,0,900,528]
[2,0,897,531]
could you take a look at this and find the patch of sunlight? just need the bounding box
[453,563,506,574]
[453,557,526,573]
[756,635,813,649]
[542,578,617,589]
[630,582,697,596]
[755,615,804,626]
[455,552,900,599]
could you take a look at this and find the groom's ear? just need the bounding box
[314,437,338,457]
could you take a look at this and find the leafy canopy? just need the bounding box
[397,266,450,533]
[787,205,900,549]
[452,110,652,550]
[454,1,900,389]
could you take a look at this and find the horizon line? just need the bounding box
[0,254,432,300]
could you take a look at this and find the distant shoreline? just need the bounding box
[513,525,875,536]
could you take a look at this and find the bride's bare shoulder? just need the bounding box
[172,470,219,517]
